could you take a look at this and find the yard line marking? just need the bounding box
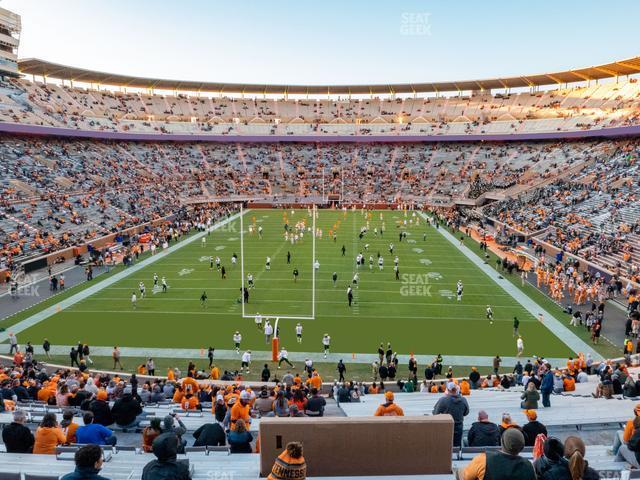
[0,211,244,343]
[421,213,603,361]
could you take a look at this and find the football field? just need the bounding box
[14,209,577,359]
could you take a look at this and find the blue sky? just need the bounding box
[4,0,639,85]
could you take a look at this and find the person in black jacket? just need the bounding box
[111,387,144,428]
[533,437,571,480]
[88,391,113,426]
[261,364,271,382]
[522,410,548,446]
[142,432,191,480]
[467,410,500,447]
[468,367,481,389]
[192,422,226,447]
[2,410,34,453]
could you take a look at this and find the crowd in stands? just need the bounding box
[2,76,640,136]
[0,135,616,270]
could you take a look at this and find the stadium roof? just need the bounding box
[17,56,640,95]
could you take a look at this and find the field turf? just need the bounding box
[15,209,574,359]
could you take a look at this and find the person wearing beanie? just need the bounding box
[533,437,571,479]
[88,390,113,427]
[142,432,191,480]
[163,414,187,453]
[467,410,500,447]
[374,391,404,416]
[433,382,469,448]
[458,428,536,480]
[522,409,547,447]
[268,442,306,480]
[563,436,599,480]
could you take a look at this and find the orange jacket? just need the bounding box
[374,402,404,416]
[230,402,252,430]
[33,427,66,454]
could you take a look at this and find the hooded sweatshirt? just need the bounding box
[141,433,191,480]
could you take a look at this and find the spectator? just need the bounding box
[2,409,34,453]
[563,436,600,480]
[254,389,274,416]
[616,416,640,468]
[540,365,554,408]
[374,391,404,417]
[467,410,500,447]
[193,422,226,447]
[612,404,640,455]
[88,390,113,426]
[533,437,570,479]
[305,388,327,417]
[228,418,253,454]
[61,409,80,445]
[522,410,547,447]
[498,413,521,436]
[433,382,469,447]
[111,386,144,428]
[61,444,110,480]
[457,428,535,480]
[142,418,163,453]
[33,412,66,454]
[267,442,306,480]
[520,382,540,410]
[163,414,187,453]
[76,411,117,446]
[142,432,192,480]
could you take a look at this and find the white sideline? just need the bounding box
[0,211,245,343]
[421,213,603,361]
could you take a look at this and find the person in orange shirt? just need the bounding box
[33,413,66,454]
[172,386,184,404]
[167,368,176,382]
[181,392,201,411]
[459,379,471,396]
[563,375,576,392]
[210,365,220,380]
[374,391,404,416]
[230,390,252,430]
[307,372,323,390]
[60,409,79,444]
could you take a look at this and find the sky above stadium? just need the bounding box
[4,0,640,85]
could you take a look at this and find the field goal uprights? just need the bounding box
[239,204,317,322]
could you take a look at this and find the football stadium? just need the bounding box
[1,1,640,479]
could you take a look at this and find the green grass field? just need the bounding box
[13,209,577,359]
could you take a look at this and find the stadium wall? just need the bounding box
[3,121,640,142]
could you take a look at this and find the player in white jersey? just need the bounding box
[255,313,263,330]
[215,256,221,271]
[265,257,271,270]
[296,323,303,343]
[247,273,254,289]
[153,273,158,287]
[258,226,263,238]
[201,237,206,247]
[231,253,237,267]
[516,336,524,357]
[161,276,168,292]
[352,272,359,288]
[378,256,384,271]
[369,255,374,270]
[322,334,331,358]
[241,350,252,374]
[314,260,320,271]
[486,305,494,324]
[264,321,273,344]
[456,280,463,301]
[131,292,137,309]
[139,282,146,299]
[394,256,399,267]
[233,331,242,353]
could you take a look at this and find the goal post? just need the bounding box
[239,204,317,321]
